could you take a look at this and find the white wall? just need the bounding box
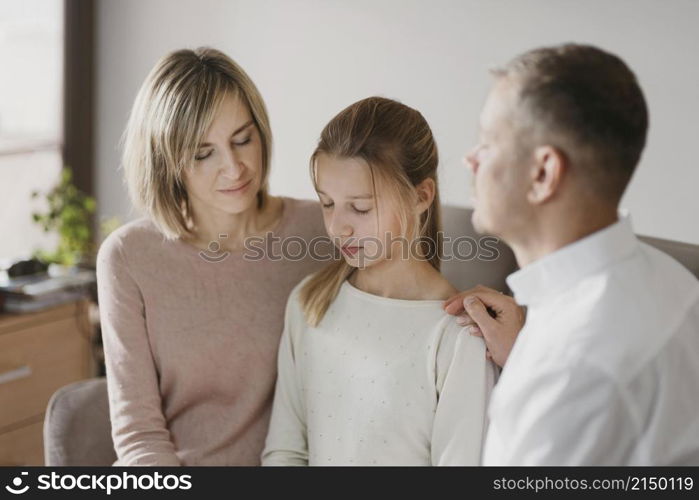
[96,0,699,244]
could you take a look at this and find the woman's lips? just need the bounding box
[217,179,252,195]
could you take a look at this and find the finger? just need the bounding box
[443,294,466,314]
[463,296,497,330]
[473,284,502,295]
[443,286,486,314]
[446,286,512,314]
[468,325,483,337]
[474,289,514,308]
[455,314,475,327]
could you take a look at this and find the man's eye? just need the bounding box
[195,150,212,161]
[475,144,489,157]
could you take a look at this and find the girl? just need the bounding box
[262,97,496,465]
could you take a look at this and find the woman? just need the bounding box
[96,47,327,465]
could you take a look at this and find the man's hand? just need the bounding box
[443,285,525,368]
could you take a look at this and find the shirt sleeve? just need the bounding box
[431,320,497,465]
[261,287,308,466]
[483,358,639,465]
[96,235,180,466]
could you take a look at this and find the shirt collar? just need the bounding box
[506,212,639,306]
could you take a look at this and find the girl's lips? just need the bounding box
[341,246,362,256]
[217,179,252,194]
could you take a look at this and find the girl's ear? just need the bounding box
[415,178,436,215]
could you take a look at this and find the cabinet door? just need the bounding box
[0,303,91,464]
[0,420,43,466]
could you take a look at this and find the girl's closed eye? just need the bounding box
[319,201,370,213]
[352,205,371,215]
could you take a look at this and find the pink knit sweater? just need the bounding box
[96,197,327,465]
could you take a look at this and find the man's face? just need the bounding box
[465,78,532,240]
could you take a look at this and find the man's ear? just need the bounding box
[527,146,567,204]
[415,177,436,214]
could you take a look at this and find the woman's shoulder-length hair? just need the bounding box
[121,47,272,239]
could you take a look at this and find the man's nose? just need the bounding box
[464,149,479,175]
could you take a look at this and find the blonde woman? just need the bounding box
[262,97,497,466]
[96,48,326,465]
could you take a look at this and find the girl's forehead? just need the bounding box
[315,154,374,196]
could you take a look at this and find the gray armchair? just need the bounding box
[42,206,699,466]
[43,377,116,466]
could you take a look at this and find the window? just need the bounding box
[0,0,64,261]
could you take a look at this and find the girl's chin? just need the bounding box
[342,255,384,269]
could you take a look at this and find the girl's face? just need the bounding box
[183,92,263,220]
[315,153,405,269]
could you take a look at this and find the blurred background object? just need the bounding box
[0,0,101,466]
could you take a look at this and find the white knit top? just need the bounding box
[262,276,497,466]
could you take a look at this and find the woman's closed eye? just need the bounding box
[195,149,213,161]
[194,136,251,161]
[233,135,251,147]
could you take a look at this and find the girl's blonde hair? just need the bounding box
[122,47,272,239]
[300,96,442,326]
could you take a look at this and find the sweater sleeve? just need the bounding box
[261,285,309,466]
[430,319,496,465]
[96,234,180,466]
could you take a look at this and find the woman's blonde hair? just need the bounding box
[122,47,272,239]
[300,96,442,326]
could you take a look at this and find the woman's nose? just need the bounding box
[221,149,244,179]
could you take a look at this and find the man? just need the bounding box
[444,44,699,465]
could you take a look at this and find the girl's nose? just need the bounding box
[329,216,353,239]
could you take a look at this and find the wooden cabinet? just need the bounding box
[0,300,93,465]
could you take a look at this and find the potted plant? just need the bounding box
[31,167,97,272]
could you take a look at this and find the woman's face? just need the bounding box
[182,92,263,220]
[315,153,405,269]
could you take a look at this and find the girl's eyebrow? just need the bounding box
[198,120,254,147]
[316,190,373,200]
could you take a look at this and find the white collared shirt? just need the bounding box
[483,215,699,465]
